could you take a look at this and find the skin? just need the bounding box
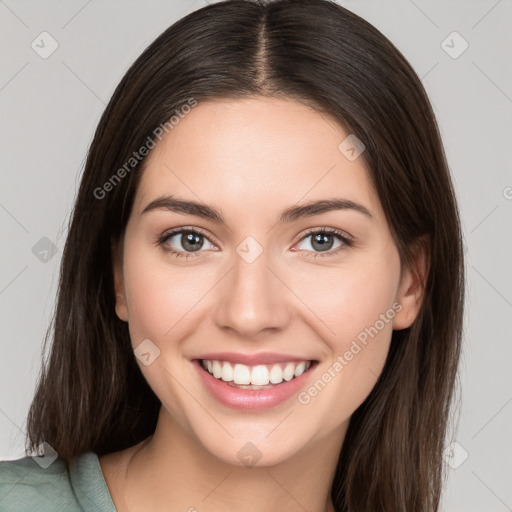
[100,97,426,512]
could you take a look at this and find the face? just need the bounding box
[113,97,423,466]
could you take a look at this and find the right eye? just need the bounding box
[157,228,217,259]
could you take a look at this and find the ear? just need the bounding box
[392,237,430,330]
[112,238,129,322]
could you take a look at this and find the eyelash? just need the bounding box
[156,226,353,260]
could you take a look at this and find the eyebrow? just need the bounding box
[141,195,374,224]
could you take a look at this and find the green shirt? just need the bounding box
[0,452,117,511]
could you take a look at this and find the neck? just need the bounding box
[112,407,345,512]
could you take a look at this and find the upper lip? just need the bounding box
[194,352,314,366]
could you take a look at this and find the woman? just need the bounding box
[0,0,464,510]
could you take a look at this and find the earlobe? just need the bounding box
[112,240,129,322]
[392,237,429,331]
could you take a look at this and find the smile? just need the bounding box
[201,359,312,387]
[193,355,317,411]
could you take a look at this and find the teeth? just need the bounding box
[294,362,306,377]
[212,360,222,379]
[269,364,283,384]
[221,362,234,382]
[201,359,311,386]
[251,365,270,386]
[233,364,251,384]
[283,363,296,381]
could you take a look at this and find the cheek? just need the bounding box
[120,242,218,425]
[289,251,401,345]
[288,250,401,409]
[121,241,215,347]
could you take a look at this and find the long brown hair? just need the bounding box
[25,1,465,510]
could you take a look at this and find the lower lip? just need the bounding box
[193,359,315,411]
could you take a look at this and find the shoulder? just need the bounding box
[0,454,71,511]
[0,451,116,512]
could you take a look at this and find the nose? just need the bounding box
[213,245,291,339]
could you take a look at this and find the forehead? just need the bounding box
[133,97,379,220]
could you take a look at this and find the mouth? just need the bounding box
[192,356,318,411]
[200,358,313,388]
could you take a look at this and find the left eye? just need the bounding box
[294,229,350,256]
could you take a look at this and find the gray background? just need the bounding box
[1,1,511,510]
